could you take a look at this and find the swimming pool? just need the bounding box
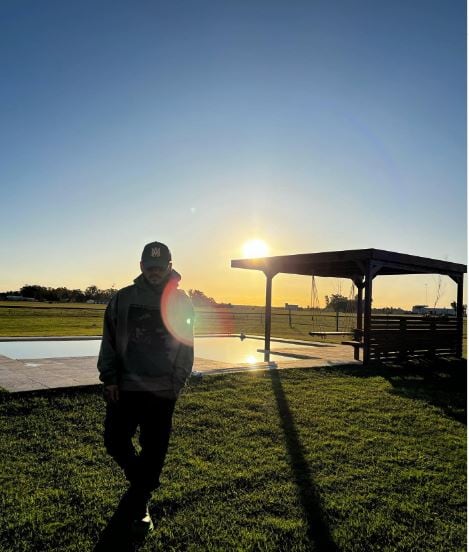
[0,335,317,364]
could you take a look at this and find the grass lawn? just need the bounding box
[0,361,466,551]
[0,303,105,337]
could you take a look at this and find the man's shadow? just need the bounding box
[95,370,339,550]
[94,492,148,552]
[267,366,339,551]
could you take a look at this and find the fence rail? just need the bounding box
[192,309,359,339]
[368,315,461,361]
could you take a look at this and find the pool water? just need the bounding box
[195,336,268,363]
[0,339,101,359]
[0,336,316,364]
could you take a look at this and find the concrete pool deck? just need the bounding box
[0,339,361,393]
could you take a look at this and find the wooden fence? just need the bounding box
[369,315,459,361]
[193,309,356,336]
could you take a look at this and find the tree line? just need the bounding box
[1,285,117,303]
[324,294,359,312]
[187,289,232,308]
[1,285,229,307]
[324,293,397,313]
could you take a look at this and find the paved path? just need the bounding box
[0,341,360,393]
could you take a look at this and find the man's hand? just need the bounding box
[104,384,120,403]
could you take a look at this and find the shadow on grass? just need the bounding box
[322,357,467,425]
[94,491,145,552]
[267,367,339,551]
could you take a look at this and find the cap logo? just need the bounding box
[151,247,161,258]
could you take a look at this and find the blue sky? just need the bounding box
[1,0,466,307]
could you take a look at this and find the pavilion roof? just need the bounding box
[231,248,467,280]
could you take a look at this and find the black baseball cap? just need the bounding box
[141,241,172,268]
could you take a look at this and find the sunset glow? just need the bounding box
[242,239,269,258]
[0,3,465,311]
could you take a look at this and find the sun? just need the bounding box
[242,239,269,258]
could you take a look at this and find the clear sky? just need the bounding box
[1,0,466,308]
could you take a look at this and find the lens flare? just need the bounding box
[160,283,194,346]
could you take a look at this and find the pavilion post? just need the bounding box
[357,286,364,331]
[363,264,373,364]
[354,279,365,360]
[456,276,464,358]
[354,278,364,334]
[264,271,275,362]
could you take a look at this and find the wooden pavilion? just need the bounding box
[231,248,467,364]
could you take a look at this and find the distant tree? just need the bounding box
[70,289,86,303]
[326,293,356,312]
[188,289,217,307]
[20,285,61,302]
[98,288,118,302]
[5,284,118,304]
[54,287,70,302]
[372,306,406,314]
[46,287,60,302]
[21,285,47,301]
[85,285,99,300]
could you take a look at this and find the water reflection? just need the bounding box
[0,336,316,364]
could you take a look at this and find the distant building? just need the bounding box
[412,305,427,314]
[5,296,37,302]
[424,307,456,316]
[285,303,299,310]
[412,305,456,316]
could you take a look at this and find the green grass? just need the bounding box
[0,361,466,551]
[0,305,104,336]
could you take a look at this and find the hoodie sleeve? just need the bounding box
[97,294,120,386]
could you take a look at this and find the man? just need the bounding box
[98,241,194,536]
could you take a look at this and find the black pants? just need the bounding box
[104,391,176,495]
